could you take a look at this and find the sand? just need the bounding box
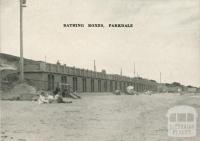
[1,93,200,141]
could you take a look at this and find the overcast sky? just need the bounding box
[0,0,200,87]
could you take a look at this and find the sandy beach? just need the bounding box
[1,93,200,141]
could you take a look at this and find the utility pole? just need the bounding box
[134,62,136,77]
[94,60,96,72]
[19,0,26,82]
[45,56,46,63]
[120,68,122,76]
[160,72,162,83]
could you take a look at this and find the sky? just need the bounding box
[0,0,200,87]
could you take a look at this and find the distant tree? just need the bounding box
[171,82,181,87]
[150,80,156,83]
[164,82,183,87]
[165,83,172,87]
[187,85,198,88]
[136,77,142,79]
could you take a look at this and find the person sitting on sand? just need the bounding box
[38,92,49,104]
[54,92,65,103]
[46,93,54,103]
[53,87,61,96]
